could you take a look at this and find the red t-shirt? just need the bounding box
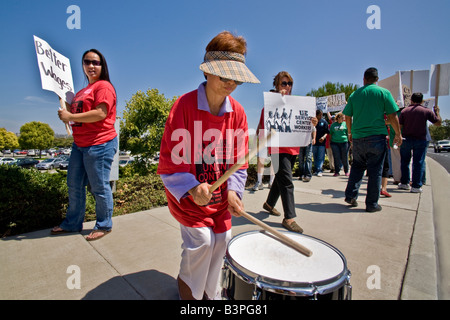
[157,89,249,233]
[70,80,117,147]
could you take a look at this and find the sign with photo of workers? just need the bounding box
[263,92,316,147]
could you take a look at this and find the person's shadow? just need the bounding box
[82,269,178,300]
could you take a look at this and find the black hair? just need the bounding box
[364,67,379,83]
[411,92,424,104]
[82,49,111,83]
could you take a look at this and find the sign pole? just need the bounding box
[435,64,441,106]
[59,98,72,136]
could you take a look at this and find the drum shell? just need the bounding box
[221,231,352,300]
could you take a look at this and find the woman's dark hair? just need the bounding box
[82,49,111,83]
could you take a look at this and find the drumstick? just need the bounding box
[210,130,274,193]
[238,210,312,257]
[207,129,313,257]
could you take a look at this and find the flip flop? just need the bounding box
[85,229,111,241]
[50,226,71,235]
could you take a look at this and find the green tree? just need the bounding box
[18,121,54,151]
[307,81,358,101]
[429,119,450,142]
[54,135,74,148]
[0,128,19,150]
[120,88,178,167]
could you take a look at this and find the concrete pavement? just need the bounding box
[0,157,447,300]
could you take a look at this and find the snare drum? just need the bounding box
[221,230,351,300]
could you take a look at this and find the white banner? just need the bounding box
[33,35,74,103]
[400,70,430,94]
[430,63,450,97]
[263,92,316,147]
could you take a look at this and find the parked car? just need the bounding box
[2,149,12,154]
[15,150,27,155]
[59,160,69,170]
[434,140,450,153]
[119,159,134,167]
[10,158,39,168]
[36,158,65,170]
[0,157,16,165]
[27,149,36,156]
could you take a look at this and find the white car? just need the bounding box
[0,157,16,165]
[36,158,65,170]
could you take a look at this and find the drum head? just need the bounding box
[226,231,346,287]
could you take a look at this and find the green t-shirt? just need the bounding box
[343,84,399,139]
[330,121,348,143]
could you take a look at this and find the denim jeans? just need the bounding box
[330,142,349,174]
[345,135,387,209]
[298,143,312,177]
[60,137,118,232]
[312,145,326,174]
[400,138,428,188]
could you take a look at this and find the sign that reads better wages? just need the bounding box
[33,35,74,103]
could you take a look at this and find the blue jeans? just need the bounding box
[60,137,118,232]
[400,138,428,188]
[330,142,349,174]
[345,135,387,209]
[298,143,312,177]
[312,145,326,174]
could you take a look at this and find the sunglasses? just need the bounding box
[220,77,243,86]
[281,81,293,87]
[83,59,102,66]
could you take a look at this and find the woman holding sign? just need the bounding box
[51,49,118,241]
[262,71,305,233]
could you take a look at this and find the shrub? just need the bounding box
[113,174,167,216]
[0,165,68,237]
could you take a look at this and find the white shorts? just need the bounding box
[179,225,232,300]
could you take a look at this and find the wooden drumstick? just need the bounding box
[210,130,274,193]
[238,210,313,257]
[208,129,313,257]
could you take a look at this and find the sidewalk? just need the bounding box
[0,159,443,300]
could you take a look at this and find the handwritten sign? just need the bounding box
[33,35,74,103]
[263,92,316,147]
[315,93,346,113]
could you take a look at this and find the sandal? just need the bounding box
[85,229,111,241]
[51,226,71,235]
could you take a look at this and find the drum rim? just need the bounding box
[224,230,351,296]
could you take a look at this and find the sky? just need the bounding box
[0,0,449,136]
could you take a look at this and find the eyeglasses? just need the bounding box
[281,81,293,87]
[220,77,243,86]
[83,59,102,66]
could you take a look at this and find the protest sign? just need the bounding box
[326,93,346,112]
[34,35,74,134]
[400,70,429,94]
[315,93,346,113]
[430,63,450,105]
[263,92,316,147]
[34,36,74,103]
[423,98,435,110]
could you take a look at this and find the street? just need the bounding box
[427,148,450,173]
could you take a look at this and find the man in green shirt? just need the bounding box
[343,67,402,212]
